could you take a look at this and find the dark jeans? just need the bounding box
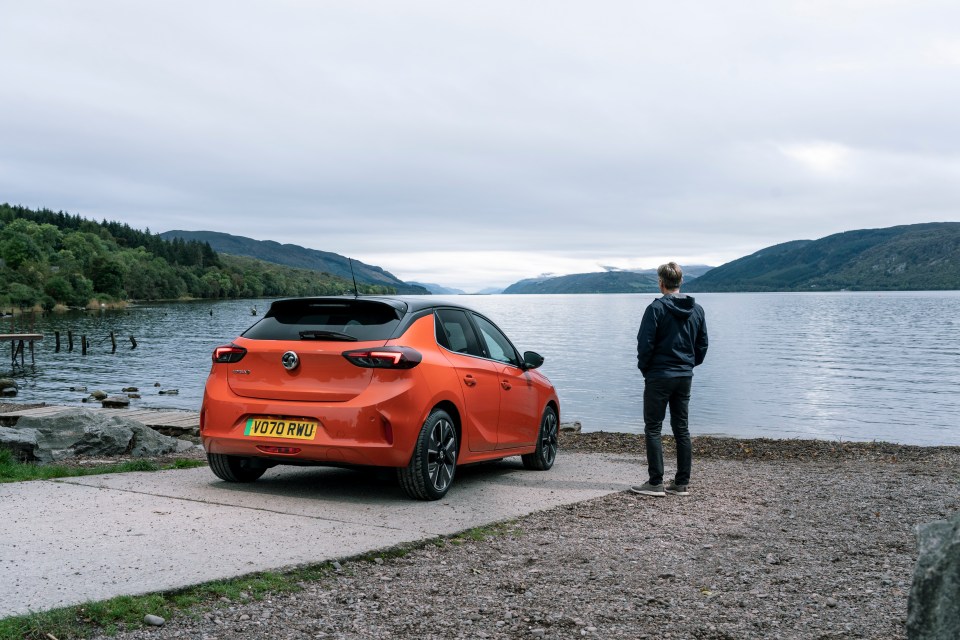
[643,376,693,486]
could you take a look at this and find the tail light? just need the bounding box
[213,343,247,363]
[342,346,422,369]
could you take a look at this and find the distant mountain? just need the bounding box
[473,287,505,295]
[502,264,713,294]
[687,222,960,292]
[504,271,662,294]
[409,282,466,295]
[160,230,429,295]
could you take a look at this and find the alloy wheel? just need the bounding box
[541,410,558,466]
[427,417,457,491]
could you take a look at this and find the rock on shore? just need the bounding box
[0,408,190,463]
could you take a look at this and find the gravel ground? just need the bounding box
[66,431,959,640]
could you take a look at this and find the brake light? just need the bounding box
[342,346,422,369]
[212,343,247,363]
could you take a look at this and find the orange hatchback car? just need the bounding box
[201,296,560,499]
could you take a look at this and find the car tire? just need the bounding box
[207,452,267,483]
[397,409,458,500]
[522,406,558,471]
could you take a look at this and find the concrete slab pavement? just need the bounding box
[0,452,641,618]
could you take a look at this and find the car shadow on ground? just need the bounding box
[202,457,530,503]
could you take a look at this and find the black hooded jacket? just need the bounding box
[637,294,708,379]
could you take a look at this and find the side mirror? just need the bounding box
[522,351,544,370]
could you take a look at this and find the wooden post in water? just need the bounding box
[130,336,137,349]
[110,332,117,353]
[68,330,74,352]
[81,335,87,356]
[55,331,61,352]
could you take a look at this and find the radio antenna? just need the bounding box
[348,258,360,298]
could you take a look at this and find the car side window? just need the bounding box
[435,309,484,358]
[472,314,521,367]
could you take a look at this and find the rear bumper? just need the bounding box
[200,377,426,468]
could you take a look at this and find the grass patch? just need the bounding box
[450,522,514,544]
[0,448,206,484]
[0,569,324,640]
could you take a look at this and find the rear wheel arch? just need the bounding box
[547,399,560,424]
[431,399,462,451]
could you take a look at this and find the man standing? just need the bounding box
[632,262,708,497]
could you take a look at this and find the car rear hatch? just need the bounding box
[226,298,407,403]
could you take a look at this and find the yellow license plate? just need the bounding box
[244,417,318,440]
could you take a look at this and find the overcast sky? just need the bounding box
[2,1,959,291]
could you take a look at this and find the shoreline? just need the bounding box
[2,402,958,466]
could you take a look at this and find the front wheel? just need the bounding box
[398,409,458,500]
[207,453,267,482]
[522,406,558,470]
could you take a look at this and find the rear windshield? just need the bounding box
[242,300,404,341]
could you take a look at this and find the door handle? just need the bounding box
[501,380,512,390]
[463,375,477,387]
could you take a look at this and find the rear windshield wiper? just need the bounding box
[299,330,358,342]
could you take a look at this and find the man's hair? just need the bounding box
[658,262,683,290]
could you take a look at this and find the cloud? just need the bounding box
[1,1,958,290]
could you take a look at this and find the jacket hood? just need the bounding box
[659,294,696,319]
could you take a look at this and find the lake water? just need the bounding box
[4,292,959,446]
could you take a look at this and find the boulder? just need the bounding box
[907,513,960,639]
[0,409,183,463]
[560,421,582,433]
[0,378,17,391]
[0,426,38,461]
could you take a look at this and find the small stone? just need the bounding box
[826,597,838,607]
[531,629,546,637]
[101,396,130,408]
[159,389,179,395]
[374,557,384,565]
[122,386,139,392]
[332,561,343,573]
[144,614,165,626]
[91,390,108,400]
[239,614,250,621]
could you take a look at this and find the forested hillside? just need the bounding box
[688,223,960,292]
[160,230,429,295]
[0,204,392,310]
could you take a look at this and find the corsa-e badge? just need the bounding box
[232,369,251,375]
[281,351,300,371]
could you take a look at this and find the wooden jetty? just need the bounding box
[0,405,200,437]
[1,333,43,366]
